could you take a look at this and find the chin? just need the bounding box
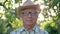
[25,22,33,25]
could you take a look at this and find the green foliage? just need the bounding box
[11,18,23,29]
[34,0,38,1]
[43,20,58,34]
[0,0,23,34]
[0,0,60,34]
[43,0,60,34]
[15,0,22,3]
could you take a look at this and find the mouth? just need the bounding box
[26,19,32,20]
[27,20,32,21]
[26,19,32,21]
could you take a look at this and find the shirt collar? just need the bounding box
[20,25,40,32]
[32,25,40,32]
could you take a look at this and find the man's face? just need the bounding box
[20,9,38,25]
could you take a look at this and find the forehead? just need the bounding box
[22,9,37,12]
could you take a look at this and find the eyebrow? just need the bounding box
[22,10,38,12]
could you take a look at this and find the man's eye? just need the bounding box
[34,12,37,14]
[22,12,24,14]
[29,12,31,14]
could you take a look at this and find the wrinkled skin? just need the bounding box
[20,9,38,31]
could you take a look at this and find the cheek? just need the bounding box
[22,16,38,23]
[22,16,26,20]
[22,16,28,22]
[32,16,38,22]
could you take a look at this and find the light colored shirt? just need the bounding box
[10,25,49,34]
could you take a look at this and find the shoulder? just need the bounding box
[40,29,49,34]
[10,26,24,34]
[10,28,20,34]
[39,28,49,34]
[10,30,16,34]
[35,25,49,34]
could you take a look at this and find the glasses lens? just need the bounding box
[21,11,38,16]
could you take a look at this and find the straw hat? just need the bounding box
[17,0,40,16]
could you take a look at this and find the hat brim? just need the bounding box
[17,4,40,16]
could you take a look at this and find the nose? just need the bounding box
[28,14,32,18]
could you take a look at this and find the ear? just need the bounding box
[19,12,22,17]
[37,14,39,18]
[20,15,22,18]
[20,17,22,20]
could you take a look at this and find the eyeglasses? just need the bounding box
[21,11,38,16]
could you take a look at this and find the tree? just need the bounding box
[0,0,60,34]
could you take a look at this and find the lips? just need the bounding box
[26,19,32,20]
[27,19,31,20]
[27,20,32,21]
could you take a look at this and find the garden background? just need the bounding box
[0,0,60,34]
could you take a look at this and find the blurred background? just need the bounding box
[0,0,60,34]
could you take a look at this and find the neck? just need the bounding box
[24,24,36,31]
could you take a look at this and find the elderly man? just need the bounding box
[10,0,49,34]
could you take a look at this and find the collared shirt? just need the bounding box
[10,25,49,34]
